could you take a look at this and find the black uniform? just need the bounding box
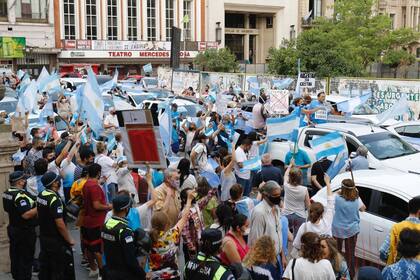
[37,189,75,280]
[2,187,37,280]
[184,253,234,280]
[101,216,146,280]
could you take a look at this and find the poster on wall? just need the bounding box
[157,67,173,89]
[0,37,26,58]
[171,70,201,96]
[267,90,290,115]
[245,75,295,95]
[200,72,245,94]
[330,78,420,119]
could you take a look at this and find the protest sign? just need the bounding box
[267,89,289,115]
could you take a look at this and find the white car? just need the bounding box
[312,170,420,265]
[0,96,18,114]
[386,121,420,149]
[268,122,420,175]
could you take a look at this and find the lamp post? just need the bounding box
[216,22,222,45]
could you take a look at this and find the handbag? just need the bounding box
[65,196,81,221]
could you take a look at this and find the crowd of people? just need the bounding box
[2,79,420,280]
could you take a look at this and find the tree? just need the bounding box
[267,40,299,76]
[194,48,239,72]
[267,0,419,77]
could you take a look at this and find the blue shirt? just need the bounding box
[349,156,369,171]
[236,197,261,218]
[127,208,142,231]
[307,100,330,124]
[332,195,361,238]
[382,258,420,280]
[281,216,289,257]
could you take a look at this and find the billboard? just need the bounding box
[0,37,25,58]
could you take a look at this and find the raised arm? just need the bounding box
[174,190,195,231]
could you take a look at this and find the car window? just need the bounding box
[304,130,328,147]
[357,186,372,211]
[375,192,408,223]
[344,135,359,155]
[395,125,420,138]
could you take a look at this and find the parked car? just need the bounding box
[268,122,420,175]
[386,121,420,149]
[0,96,18,114]
[312,170,420,265]
[127,89,172,108]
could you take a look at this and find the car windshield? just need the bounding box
[149,91,169,98]
[0,100,18,113]
[133,94,153,105]
[358,132,418,160]
[353,104,376,115]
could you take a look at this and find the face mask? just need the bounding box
[48,157,56,163]
[268,195,281,205]
[241,226,250,236]
[171,179,180,189]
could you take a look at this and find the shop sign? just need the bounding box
[76,40,92,50]
[59,50,199,59]
[225,28,259,35]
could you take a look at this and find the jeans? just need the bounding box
[236,175,251,197]
[336,233,358,279]
[286,213,306,238]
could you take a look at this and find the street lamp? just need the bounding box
[216,22,222,44]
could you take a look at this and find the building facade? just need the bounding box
[0,0,58,76]
[56,0,217,75]
[298,0,334,32]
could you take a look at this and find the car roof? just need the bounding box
[315,122,387,136]
[390,120,420,128]
[0,96,17,102]
[332,170,420,201]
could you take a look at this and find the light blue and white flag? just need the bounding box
[143,63,153,74]
[247,76,260,95]
[81,68,104,136]
[336,92,371,113]
[38,72,61,94]
[208,157,219,170]
[199,170,220,188]
[80,128,89,145]
[219,134,232,153]
[259,142,268,156]
[39,98,54,120]
[376,93,409,125]
[16,75,31,97]
[266,114,300,141]
[99,70,118,92]
[310,131,346,160]
[158,101,172,155]
[17,70,26,80]
[36,67,50,87]
[107,134,117,152]
[204,127,215,137]
[326,150,348,179]
[240,156,262,172]
[273,78,293,90]
[16,80,37,114]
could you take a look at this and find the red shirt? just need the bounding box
[82,179,107,228]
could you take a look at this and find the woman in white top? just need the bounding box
[283,232,335,280]
[94,141,118,202]
[292,174,334,251]
[115,156,139,204]
[283,160,311,237]
[177,158,197,190]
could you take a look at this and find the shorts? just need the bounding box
[81,226,102,253]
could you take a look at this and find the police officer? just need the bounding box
[37,172,75,280]
[102,194,147,280]
[184,229,235,280]
[2,171,37,280]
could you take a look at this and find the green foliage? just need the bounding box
[267,0,419,77]
[194,48,239,72]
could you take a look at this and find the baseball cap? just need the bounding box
[201,228,222,246]
[112,194,132,212]
[41,172,62,188]
[9,171,27,183]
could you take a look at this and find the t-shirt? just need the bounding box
[234,146,250,179]
[61,158,76,189]
[104,114,119,128]
[82,179,107,228]
[185,131,196,152]
[150,227,181,279]
[283,183,308,219]
[95,154,118,185]
[332,195,364,238]
[283,258,335,280]
[201,196,218,227]
[191,143,209,172]
[311,159,332,188]
[252,103,266,129]
[220,169,236,201]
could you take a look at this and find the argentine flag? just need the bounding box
[266,113,300,141]
[240,156,262,172]
[336,92,371,113]
[199,170,220,188]
[158,102,172,155]
[100,70,118,93]
[310,132,346,160]
[272,78,293,90]
[326,150,348,179]
[81,69,104,136]
[38,72,62,94]
[376,93,409,125]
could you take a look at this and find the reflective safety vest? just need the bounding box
[184,253,233,280]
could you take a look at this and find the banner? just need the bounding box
[0,37,25,58]
[267,90,290,115]
[157,67,173,89]
[171,70,201,96]
[200,72,244,94]
[330,78,420,120]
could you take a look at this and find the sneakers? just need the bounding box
[88,269,99,278]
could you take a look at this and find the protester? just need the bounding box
[320,235,351,280]
[178,158,197,190]
[149,190,195,279]
[283,162,311,237]
[234,138,252,196]
[115,156,139,203]
[229,183,260,218]
[191,133,210,172]
[196,177,218,227]
[23,137,44,176]
[244,236,278,280]
[310,157,332,193]
[210,203,235,237]
[382,228,420,280]
[284,144,311,186]
[220,150,236,201]
[252,92,268,130]
[103,107,119,131]
[283,232,335,280]
[26,158,48,196]
[332,179,366,278]
[95,141,118,202]
[347,146,369,171]
[380,195,420,264]
[252,153,283,189]
[153,168,181,227]
[183,229,234,280]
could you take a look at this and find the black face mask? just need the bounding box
[268,195,281,205]
[48,157,56,163]
[36,146,43,151]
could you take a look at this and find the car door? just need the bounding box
[363,189,408,264]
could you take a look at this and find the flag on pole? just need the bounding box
[39,98,54,119]
[266,113,300,141]
[199,170,220,188]
[16,80,37,114]
[38,72,62,94]
[81,68,104,136]
[326,150,348,179]
[336,92,371,113]
[376,93,409,125]
[17,70,26,80]
[36,67,50,87]
[158,102,172,155]
[310,132,347,160]
[240,156,262,172]
[99,70,118,92]
[107,134,117,152]
[272,78,293,90]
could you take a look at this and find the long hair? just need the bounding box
[243,236,276,267]
[320,236,344,273]
[288,168,303,186]
[150,211,170,243]
[340,179,359,201]
[177,158,191,188]
[301,232,323,263]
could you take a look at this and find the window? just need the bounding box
[266,17,273,28]
[0,0,7,18]
[127,0,137,40]
[147,0,156,41]
[107,0,118,40]
[225,13,245,28]
[16,0,48,20]
[183,0,192,41]
[165,0,174,41]
[249,14,256,29]
[395,125,420,138]
[357,186,372,211]
[376,192,408,222]
[63,0,76,39]
[86,0,97,40]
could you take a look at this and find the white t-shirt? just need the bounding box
[180,174,198,190]
[234,146,250,179]
[293,195,335,250]
[252,103,266,129]
[191,143,209,172]
[283,258,335,280]
[95,154,118,185]
[104,114,119,128]
[185,131,196,152]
